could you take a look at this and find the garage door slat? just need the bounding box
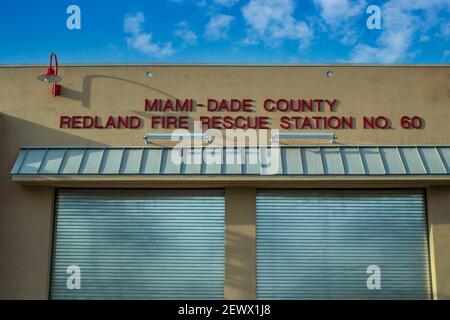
[256,189,431,300]
[50,189,224,300]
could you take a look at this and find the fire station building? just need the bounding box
[0,64,449,299]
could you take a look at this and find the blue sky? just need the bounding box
[0,0,449,64]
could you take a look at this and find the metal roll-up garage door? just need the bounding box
[256,189,431,299]
[50,189,224,299]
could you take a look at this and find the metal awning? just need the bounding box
[11,146,450,177]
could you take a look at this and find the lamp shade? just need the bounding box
[37,67,62,84]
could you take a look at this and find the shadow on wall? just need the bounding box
[0,115,107,299]
[226,228,256,298]
[0,114,105,184]
[448,73,450,98]
[61,75,178,108]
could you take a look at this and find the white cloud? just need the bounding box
[195,0,239,7]
[313,0,366,45]
[349,0,450,63]
[314,0,366,27]
[174,21,198,45]
[205,14,234,40]
[419,34,431,42]
[444,50,450,61]
[441,20,450,37]
[124,12,174,57]
[241,0,312,50]
[124,11,145,34]
[212,0,239,7]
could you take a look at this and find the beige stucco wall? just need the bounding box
[1,65,450,299]
[427,186,450,300]
[225,188,256,300]
[1,65,450,145]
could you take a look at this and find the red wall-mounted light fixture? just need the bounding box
[37,53,62,96]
